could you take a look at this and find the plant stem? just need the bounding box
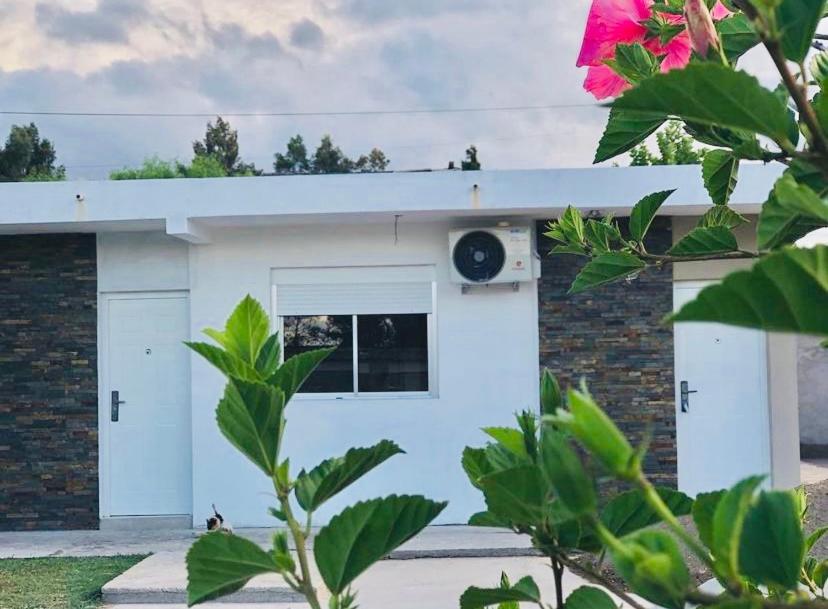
[636,474,714,570]
[638,250,759,264]
[557,554,648,609]
[551,558,565,609]
[275,482,323,609]
[765,39,828,157]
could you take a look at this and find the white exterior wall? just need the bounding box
[99,222,540,527]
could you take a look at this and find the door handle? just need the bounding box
[680,381,697,413]
[111,390,126,422]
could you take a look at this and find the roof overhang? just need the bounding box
[0,164,782,243]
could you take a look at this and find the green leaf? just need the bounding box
[540,426,596,516]
[814,559,828,588]
[186,532,278,605]
[480,465,547,525]
[267,348,334,401]
[540,369,562,416]
[462,447,495,489]
[584,219,621,253]
[203,295,271,367]
[806,526,828,553]
[254,334,281,378]
[606,43,659,84]
[185,341,261,382]
[314,495,446,594]
[558,206,586,244]
[460,575,541,609]
[667,226,738,256]
[811,50,828,86]
[629,190,675,242]
[669,246,828,336]
[295,440,404,511]
[594,108,665,163]
[692,490,725,550]
[610,530,690,609]
[217,379,286,476]
[601,487,693,538]
[612,64,792,146]
[702,150,739,205]
[558,387,635,479]
[568,252,645,294]
[564,586,617,609]
[773,174,828,223]
[739,490,805,589]
[712,476,764,580]
[483,427,529,459]
[777,0,827,62]
[468,510,510,528]
[758,167,828,249]
[684,122,764,160]
[717,14,760,62]
[698,206,748,230]
[758,193,824,250]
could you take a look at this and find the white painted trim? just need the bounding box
[0,165,784,235]
[271,283,438,400]
[97,290,191,519]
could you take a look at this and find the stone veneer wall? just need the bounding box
[0,234,98,530]
[537,219,677,487]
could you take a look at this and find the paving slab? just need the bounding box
[0,525,535,559]
[102,551,305,604]
[103,554,647,608]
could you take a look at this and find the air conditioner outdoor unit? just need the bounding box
[449,226,539,286]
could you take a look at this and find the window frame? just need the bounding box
[272,282,438,400]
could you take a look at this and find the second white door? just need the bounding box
[674,282,770,497]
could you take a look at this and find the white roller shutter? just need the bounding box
[272,266,435,316]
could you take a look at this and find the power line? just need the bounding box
[0,102,600,119]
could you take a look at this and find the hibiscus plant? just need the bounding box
[460,370,828,609]
[549,0,828,341]
[460,1,828,607]
[183,295,446,609]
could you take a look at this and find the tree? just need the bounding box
[193,116,260,176]
[312,134,352,174]
[273,134,390,174]
[273,135,310,174]
[629,122,707,166]
[110,155,227,180]
[461,145,481,170]
[0,123,65,182]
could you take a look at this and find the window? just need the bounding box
[282,313,430,395]
[273,265,435,397]
[282,315,354,393]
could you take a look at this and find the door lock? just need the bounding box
[111,390,126,422]
[680,381,697,413]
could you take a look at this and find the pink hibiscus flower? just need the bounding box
[577,0,730,99]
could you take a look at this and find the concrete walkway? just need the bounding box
[802,459,828,485]
[0,525,535,559]
[100,554,642,609]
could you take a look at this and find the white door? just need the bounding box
[106,294,192,516]
[674,282,770,496]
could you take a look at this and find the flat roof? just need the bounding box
[0,164,782,243]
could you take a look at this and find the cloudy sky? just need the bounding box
[0,0,615,179]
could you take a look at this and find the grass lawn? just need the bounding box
[0,555,146,609]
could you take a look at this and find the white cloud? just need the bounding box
[0,0,604,179]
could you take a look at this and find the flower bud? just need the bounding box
[685,0,720,58]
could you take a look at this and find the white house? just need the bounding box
[0,164,804,531]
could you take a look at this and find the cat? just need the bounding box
[206,503,232,533]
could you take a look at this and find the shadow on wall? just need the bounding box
[799,335,828,458]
